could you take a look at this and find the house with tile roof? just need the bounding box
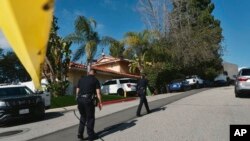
[67,55,140,94]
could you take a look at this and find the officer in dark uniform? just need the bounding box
[136,73,151,117]
[76,69,102,141]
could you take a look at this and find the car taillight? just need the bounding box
[238,77,248,81]
[127,84,131,87]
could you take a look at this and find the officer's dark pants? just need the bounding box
[136,89,150,115]
[77,97,95,139]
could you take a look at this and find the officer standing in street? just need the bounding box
[76,69,102,141]
[136,73,151,117]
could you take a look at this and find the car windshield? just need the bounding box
[120,79,137,84]
[0,87,33,97]
[103,80,116,86]
[241,69,250,76]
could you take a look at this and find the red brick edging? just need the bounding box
[102,97,137,106]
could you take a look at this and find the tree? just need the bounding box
[128,52,152,74]
[169,0,223,69]
[43,17,72,97]
[66,16,100,73]
[134,0,224,88]
[0,47,3,56]
[137,0,172,38]
[0,48,31,83]
[102,37,125,58]
[123,30,156,74]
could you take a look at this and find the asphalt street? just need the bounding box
[30,89,208,141]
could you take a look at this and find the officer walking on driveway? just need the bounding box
[136,73,151,117]
[76,69,102,141]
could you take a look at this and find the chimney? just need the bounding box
[102,48,105,57]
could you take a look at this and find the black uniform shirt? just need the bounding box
[77,75,100,95]
[137,78,148,90]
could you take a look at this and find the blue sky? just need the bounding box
[212,0,250,68]
[54,0,145,60]
[0,0,249,68]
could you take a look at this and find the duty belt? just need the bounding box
[79,94,94,98]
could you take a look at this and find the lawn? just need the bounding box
[51,95,127,109]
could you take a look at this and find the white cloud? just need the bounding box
[0,30,11,49]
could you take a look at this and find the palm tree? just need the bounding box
[128,52,152,74]
[124,30,154,74]
[66,16,100,73]
[102,37,125,58]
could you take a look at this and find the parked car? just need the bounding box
[235,68,250,97]
[185,75,204,88]
[0,84,45,124]
[214,73,229,87]
[167,79,190,93]
[203,80,214,87]
[21,80,51,109]
[101,78,137,96]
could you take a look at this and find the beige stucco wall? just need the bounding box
[106,63,120,72]
[119,62,130,73]
[67,69,86,95]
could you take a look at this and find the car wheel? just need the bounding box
[34,104,45,120]
[235,89,240,98]
[181,86,186,92]
[117,89,124,96]
[196,82,200,89]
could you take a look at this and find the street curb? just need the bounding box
[46,97,138,113]
[102,97,137,105]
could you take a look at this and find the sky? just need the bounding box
[0,0,249,68]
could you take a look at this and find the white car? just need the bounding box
[235,68,250,97]
[101,78,137,96]
[214,73,229,86]
[185,75,204,88]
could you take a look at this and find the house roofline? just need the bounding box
[69,62,140,79]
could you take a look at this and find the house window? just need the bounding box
[103,80,117,86]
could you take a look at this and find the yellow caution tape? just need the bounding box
[0,0,54,89]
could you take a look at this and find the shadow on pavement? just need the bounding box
[0,112,63,128]
[151,107,167,113]
[97,120,137,139]
[44,112,64,120]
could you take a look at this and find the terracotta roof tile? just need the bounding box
[92,66,140,78]
[69,62,85,69]
[69,61,140,78]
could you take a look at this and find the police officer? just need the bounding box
[76,69,102,141]
[136,73,151,117]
